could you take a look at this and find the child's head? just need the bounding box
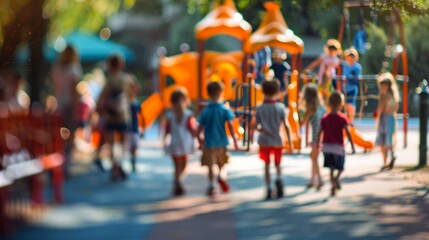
[170,87,188,107]
[377,72,400,102]
[328,91,344,110]
[262,79,280,98]
[107,54,125,72]
[325,39,342,57]
[207,81,224,101]
[344,48,359,65]
[302,83,320,115]
[170,87,189,122]
[272,48,287,62]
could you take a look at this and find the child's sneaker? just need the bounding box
[265,188,272,200]
[335,179,341,190]
[206,186,215,196]
[217,177,230,193]
[330,187,337,197]
[275,179,284,198]
[173,183,185,197]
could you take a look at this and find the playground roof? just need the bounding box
[245,2,304,54]
[195,0,252,41]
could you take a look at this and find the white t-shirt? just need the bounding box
[165,109,195,156]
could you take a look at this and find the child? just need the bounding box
[269,49,291,104]
[304,39,342,103]
[198,81,238,196]
[300,83,326,190]
[163,88,196,196]
[342,48,362,123]
[318,91,355,196]
[255,80,289,199]
[375,72,399,171]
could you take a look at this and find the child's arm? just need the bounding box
[316,125,323,148]
[344,125,356,154]
[283,119,292,153]
[197,124,204,150]
[227,120,239,151]
[304,57,322,74]
[162,118,170,149]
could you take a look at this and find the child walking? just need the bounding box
[318,91,355,196]
[198,81,238,196]
[163,88,196,196]
[255,80,290,199]
[375,72,399,171]
[342,48,362,123]
[300,83,326,190]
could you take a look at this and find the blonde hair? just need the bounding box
[301,83,322,116]
[324,39,342,54]
[344,48,359,61]
[377,72,400,103]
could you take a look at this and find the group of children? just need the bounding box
[162,38,401,199]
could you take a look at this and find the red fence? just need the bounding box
[0,106,65,235]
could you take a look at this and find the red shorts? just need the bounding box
[259,147,283,165]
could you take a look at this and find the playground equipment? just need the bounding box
[245,2,304,151]
[337,0,410,148]
[149,1,304,152]
[142,0,386,153]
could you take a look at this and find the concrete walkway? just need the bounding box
[7,119,429,240]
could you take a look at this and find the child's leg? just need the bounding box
[388,146,396,169]
[330,169,336,188]
[380,146,388,167]
[264,163,271,188]
[310,147,322,185]
[178,156,188,181]
[172,156,180,183]
[346,104,356,123]
[330,169,337,196]
[335,170,343,189]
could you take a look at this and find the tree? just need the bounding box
[0,0,136,102]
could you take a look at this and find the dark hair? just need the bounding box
[207,81,224,98]
[262,79,280,96]
[170,88,187,104]
[107,54,124,71]
[329,91,344,108]
[328,45,338,51]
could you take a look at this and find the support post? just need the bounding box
[417,79,429,167]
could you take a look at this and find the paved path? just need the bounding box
[7,119,429,240]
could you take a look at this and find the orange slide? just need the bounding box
[348,126,374,152]
[138,93,164,131]
[284,71,301,153]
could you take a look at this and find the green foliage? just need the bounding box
[45,0,125,39]
[373,0,429,16]
[405,15,429,88]
[360,23,387,74]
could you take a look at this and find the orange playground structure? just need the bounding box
[140,0,373,152]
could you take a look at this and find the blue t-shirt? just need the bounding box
[198,102,235,148]
[270,62,291,91]
[342,62,362,92]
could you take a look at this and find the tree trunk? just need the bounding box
[27,0,49,103]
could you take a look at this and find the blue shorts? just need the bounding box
[345,85,359,105]
[323,153,345,170]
